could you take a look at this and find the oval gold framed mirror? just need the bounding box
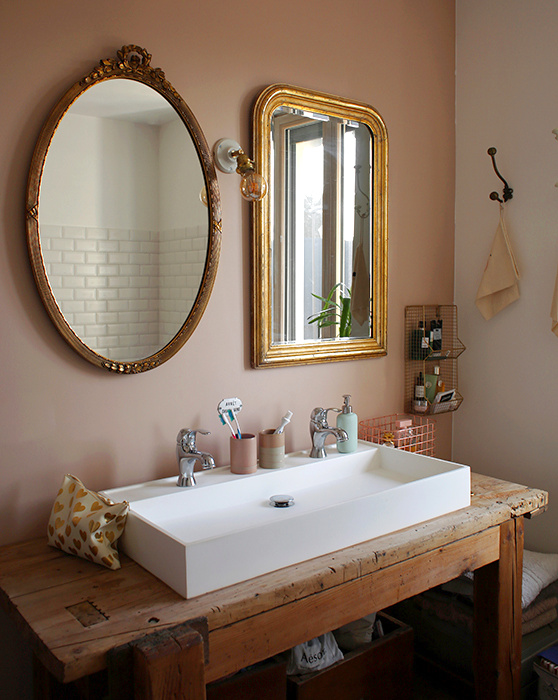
[26,45,221,373]
[251,84,387,368]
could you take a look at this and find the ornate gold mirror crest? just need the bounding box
[251,84,388,368]
[26,45,222,373]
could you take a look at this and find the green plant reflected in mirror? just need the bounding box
[251,84,388,368]
[308,282,352,338]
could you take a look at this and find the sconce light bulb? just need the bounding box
[240,171,268,202]
[213,139,268,201]
[199,186,208,207]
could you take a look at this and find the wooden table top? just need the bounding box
[0,473,547,683]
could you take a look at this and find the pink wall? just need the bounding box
[0,1,455,550]
[0,2,455,696]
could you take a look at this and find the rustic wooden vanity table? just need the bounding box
[0,473,547,700]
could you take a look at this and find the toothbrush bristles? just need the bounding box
[219,410,237,438]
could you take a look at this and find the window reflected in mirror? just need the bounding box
[252,85,387,368]
[271,107,372,344]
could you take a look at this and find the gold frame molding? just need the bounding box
[26,45,222,373]
[251,84,388,368]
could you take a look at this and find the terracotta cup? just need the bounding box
[258,429,285,469]
[230,434,257,474]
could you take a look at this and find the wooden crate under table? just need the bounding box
[286,612,413,700]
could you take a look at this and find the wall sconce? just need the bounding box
[213,138,267,201]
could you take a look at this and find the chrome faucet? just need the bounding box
[176,429,215,487]
[309,407,348,459]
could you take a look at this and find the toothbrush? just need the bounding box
[218,398,243,438]
[218,405,237,438]
[228,409,242,439]
[218,411,237,438]
[273,411,293,434]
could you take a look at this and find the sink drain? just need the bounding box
[269,494,295,508]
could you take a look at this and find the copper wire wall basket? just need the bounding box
[359,413,436,456]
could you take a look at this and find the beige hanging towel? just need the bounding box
[551,263,558,337]
[475,205,520,320]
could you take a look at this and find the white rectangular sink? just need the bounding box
[103,441,470,599]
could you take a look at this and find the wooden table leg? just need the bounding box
[108,619,208,700]
[473,517,524,700]
[134,625,206,700]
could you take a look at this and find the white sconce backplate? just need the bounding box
[214,138,242,173]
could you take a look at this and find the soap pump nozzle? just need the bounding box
[341,394,353,414]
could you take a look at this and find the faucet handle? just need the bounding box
[310,407,327,427]
[324,407,342,427]
[310,407,341,428]
[176,428,211,451]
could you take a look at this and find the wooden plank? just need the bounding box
[133,624,206,700]
[473,517,524,700]
[0,538,104,598]
[107,640,134,700]
[108,621,208,700]
[205,527,499,683]
[0,557,186,682]
[6,515,490,684]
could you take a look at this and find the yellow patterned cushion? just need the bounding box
[47,474,128,570]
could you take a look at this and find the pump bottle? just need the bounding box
[337,394,358,453]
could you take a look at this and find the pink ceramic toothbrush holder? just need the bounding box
[230,434,257,474]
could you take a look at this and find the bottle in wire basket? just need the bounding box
[413,373,428,413]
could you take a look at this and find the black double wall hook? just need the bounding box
[487,147,513,203]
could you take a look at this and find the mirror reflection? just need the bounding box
[270,106,373,343]
[27,46,221,373]
[39,80,206,362]
[251,85,388,368]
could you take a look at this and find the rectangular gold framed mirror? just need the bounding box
[251,84,388,368]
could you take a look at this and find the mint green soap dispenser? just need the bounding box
[337,394,358,453]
